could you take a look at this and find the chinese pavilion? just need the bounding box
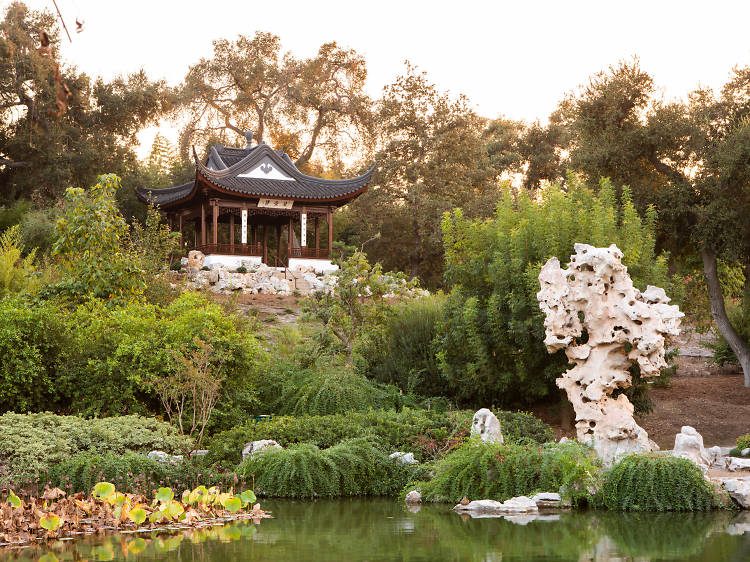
[137,132,374,271]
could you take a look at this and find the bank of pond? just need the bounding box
[0,410,738,516]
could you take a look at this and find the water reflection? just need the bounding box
[1,500,749,561]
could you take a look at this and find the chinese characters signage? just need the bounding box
[258,198,294,209]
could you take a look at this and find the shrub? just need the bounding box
[170,261,182,271]
[206,409,553,467]
[599,454,718,511]
[201,266,210,271]
[737,434,750,452]
[0,413,193,487]
[413,440,602,505]
[0,297,68,413]
[236,437,426,498]
[365,296,446,397]
[276,363,385,416]
[236,266,247,273]
[437,177,670,407]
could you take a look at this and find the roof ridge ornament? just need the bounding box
[245,131,254,149]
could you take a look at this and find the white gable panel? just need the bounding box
[238,156,295,181]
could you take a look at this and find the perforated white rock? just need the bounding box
[537,244,682,466]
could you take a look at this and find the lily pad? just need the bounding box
[93,482,115,500]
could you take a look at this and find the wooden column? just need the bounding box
[263,225,268,264]
[277,224,283,265]
[201,205,206,246]
[229,213,235,251]
[178,214,183,249]
[287,217,293,259]
[327,210,333,252]
[212,202,218,245]
[252,224,257,246]
[314,216,320,252]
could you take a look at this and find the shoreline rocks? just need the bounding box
[454,496,538,515]
[242,440,282,460]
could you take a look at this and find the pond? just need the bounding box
[1,499,749,561]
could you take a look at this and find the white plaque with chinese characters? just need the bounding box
[241,210,248,244]
[258,198,294,209]
[300,213,307,247]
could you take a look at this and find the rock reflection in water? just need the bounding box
[0,499,748,561]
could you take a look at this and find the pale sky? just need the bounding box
[11,0,750,157]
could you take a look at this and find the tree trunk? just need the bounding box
[410,214,421,280]
[702,249,750,386]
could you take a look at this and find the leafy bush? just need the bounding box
[710,304,750,367]
[0,413,193,487]
[599,454,718,511]
[438,177,670,407]
[236,437,426,498]
[734,434,750,456]
[413,440,602,505]
[0,297,68,412]
[365,296,446,396]
[236,266,247,273]
[276,363,387,416]
[170,261,182,271]
[206,409,553,467]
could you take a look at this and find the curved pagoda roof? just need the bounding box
[136,142,375,209]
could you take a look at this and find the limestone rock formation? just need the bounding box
[453,496,538,515]
[537,244,682,466]
[187,250,205,269]
[404,490,422,504]
[673,426,711,468]
[242,439,282,460]
[470,408,504,444]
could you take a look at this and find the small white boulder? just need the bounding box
[672,426,710,468]
[405,490,422,504]
[389,452,418,465]
[242,440,282,460]
[470,408,504,444]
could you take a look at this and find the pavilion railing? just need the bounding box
[193,243,264,256]
[289,247,330,259]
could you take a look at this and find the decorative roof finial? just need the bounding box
[245,131,254,149]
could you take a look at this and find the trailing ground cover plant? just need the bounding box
[236,437,425,498]
[599,454,720,511]
[205,409,554,466]
[412,439,602,505]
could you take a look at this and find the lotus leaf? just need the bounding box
[129,506,147,524]
[224,496,242,513]
[7,490,21,508]
[93,482,115,500]
[39,513,61,531]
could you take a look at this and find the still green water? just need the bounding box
[2,499,750,561]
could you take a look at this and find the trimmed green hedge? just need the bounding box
[413,440,602,505]
[236,437,427,498]
[0,413,193,487]
[599,454,719,511]
[206,409,554,467]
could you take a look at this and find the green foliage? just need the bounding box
[0,413,192,487]
[236,266,247,273]
[304,250,417,364]
[437,177,670,407]
[51,174,145,302]
[206,409,553,467]
[414,440,602,505]
[276,362,386,416]
[599,454,718,511]
[710,304,750,367]
[236,437,426,498]
[57,292,265,422]
[0,297,67,412]
[736,434,750,452]
[364,296,446,396]
[0,224,37,295]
